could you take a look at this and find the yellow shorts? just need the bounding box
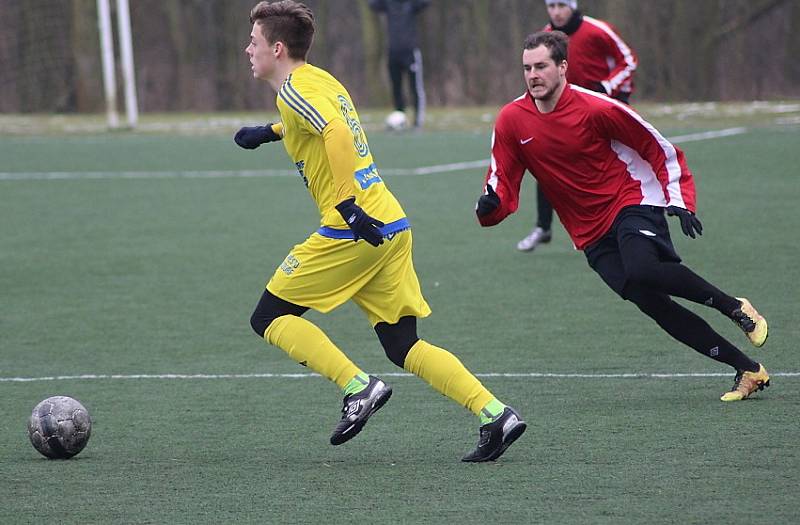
[266,229,432,326]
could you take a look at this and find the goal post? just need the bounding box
[96,0,119,128]
[96,0,138,129]
[115,0,138,128]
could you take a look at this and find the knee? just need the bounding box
[375,316,419,368]
[250,310,273,338]
[623,284,670,317]
[249,291,307,338]
[382,340,415,368]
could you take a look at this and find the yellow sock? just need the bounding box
[403,339,494,416]
[264,315,363,390]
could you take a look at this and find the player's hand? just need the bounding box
[666,206,703,238]
[234,123,282,149]
[335,198,385,247]
[476,184,500,217]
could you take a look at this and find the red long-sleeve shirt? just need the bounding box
[478,84,695,250]
[546,16,637,98]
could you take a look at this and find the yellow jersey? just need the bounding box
[276,64,406,230]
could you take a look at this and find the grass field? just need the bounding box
[1,107,799,524]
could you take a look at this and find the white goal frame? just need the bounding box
[97,0,138,129]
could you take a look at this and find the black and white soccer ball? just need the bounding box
[27,395,92,459]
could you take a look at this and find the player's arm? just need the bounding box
[476,112,527,227]
[234,122,284,149]
[598,103,696,211]
[597,24,637,98]
[323,118,357,204]
[324,118,385,247]
[599,104,701,237]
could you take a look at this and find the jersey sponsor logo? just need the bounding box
[354,163,382,190]
[295,160,309,187]
[520,137,534,145]
[280,254,301,275]
[338,95,369,158]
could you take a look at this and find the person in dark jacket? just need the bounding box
[369,0,430,129]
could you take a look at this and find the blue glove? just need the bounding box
[476,185,500,217]
[666,206,703,238]
[335,198,385,247]
[234,124,281,149]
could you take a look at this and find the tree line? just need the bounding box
[0,0,797,113]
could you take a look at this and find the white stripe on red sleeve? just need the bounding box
[573,85,686,208]
[584,16,637,92]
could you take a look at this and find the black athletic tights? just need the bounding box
[250,291,419,369]
[604,236,758,372]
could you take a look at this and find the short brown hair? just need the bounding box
[523,31,568,64]
[250,1,315,60]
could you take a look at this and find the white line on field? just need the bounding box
[666,127,747,143]
[0,128,748,181]
[0,162,489,181]
[2,371,799,383]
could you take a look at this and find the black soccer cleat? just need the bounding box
[461,407,527,462]
[330,376,392,446]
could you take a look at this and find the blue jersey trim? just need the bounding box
[317,217,411,240]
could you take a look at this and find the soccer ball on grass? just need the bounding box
[384,110,408,131]
[27,395,92,459]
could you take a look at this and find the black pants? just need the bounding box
[535,184,554,231]
[388,48,425,127]
[583,206,757,372]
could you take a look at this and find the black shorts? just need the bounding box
[584,205,681,298]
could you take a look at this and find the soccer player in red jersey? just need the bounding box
[476,31,770,402]
[518,0,638,252]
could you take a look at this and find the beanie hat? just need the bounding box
[545,0,577,9]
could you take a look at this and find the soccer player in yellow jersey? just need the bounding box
[235,1,525,462]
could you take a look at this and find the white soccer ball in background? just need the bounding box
[385,110,408,131]
[28,395,92,459]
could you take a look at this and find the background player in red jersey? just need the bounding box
[518,0,638,252]
[476,30,770,402]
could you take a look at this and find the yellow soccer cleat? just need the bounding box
[731,297,768,347]
[720,364,770,402]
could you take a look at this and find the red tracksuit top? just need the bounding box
[546,16,637,98]
[478,84,695,250]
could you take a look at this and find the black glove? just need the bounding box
[666,206,703,238]
[335,198,385,247]
[234,124,282,149]
[476,185,500,217]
